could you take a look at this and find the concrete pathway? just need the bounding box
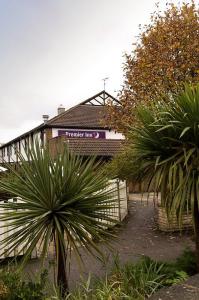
[25,194,194,290]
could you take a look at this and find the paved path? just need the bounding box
[25,195,194,289]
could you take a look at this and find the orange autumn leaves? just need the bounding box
[106,2,199,133]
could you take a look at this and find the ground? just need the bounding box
[150,273,199,299]
[25,194,194,290]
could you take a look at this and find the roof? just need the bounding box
[47,105,107,128]
[67,138,123,156]
[47,90,119,128]
[50,137,123,157]
[0,90,119,149]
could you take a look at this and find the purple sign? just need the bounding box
[58,130,106,139]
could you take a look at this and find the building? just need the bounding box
[0,91,124,163]
[0,91,129,259]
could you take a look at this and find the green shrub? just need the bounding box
[175,248,197,276]
[110,256,165,299]
[0,268,48,300]
[155,247,197,283]
[164,270,188,286]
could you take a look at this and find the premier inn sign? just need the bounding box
[58,130,106,139]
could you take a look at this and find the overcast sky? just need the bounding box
[0,0,182,143]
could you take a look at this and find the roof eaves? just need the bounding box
[79,90,120,105]
[78,90,106,105]
[47,124,110,130]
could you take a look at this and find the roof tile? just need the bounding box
[47,105,107,128]
[49,137,123,157]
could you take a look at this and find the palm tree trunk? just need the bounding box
[193,188,199,272]
[56,233,69,295]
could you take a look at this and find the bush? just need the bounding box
[0,268,48,300]
[156,247,197,282]
[175,248,197,276]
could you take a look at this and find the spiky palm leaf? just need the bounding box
[130,84,199,221]
[129,84,199,269]
[0,142,118,291]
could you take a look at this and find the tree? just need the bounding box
[128,84,199,270]
[0,143,117,295]
[107,1,199,132]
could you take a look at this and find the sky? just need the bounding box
[0,0,182,143]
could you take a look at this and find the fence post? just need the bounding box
[117,179,122,222]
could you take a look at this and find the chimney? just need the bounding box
[42,114,49,124]
[58,104,65,115]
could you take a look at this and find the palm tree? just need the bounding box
[129,84,199,270]
[0,142,117,294]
